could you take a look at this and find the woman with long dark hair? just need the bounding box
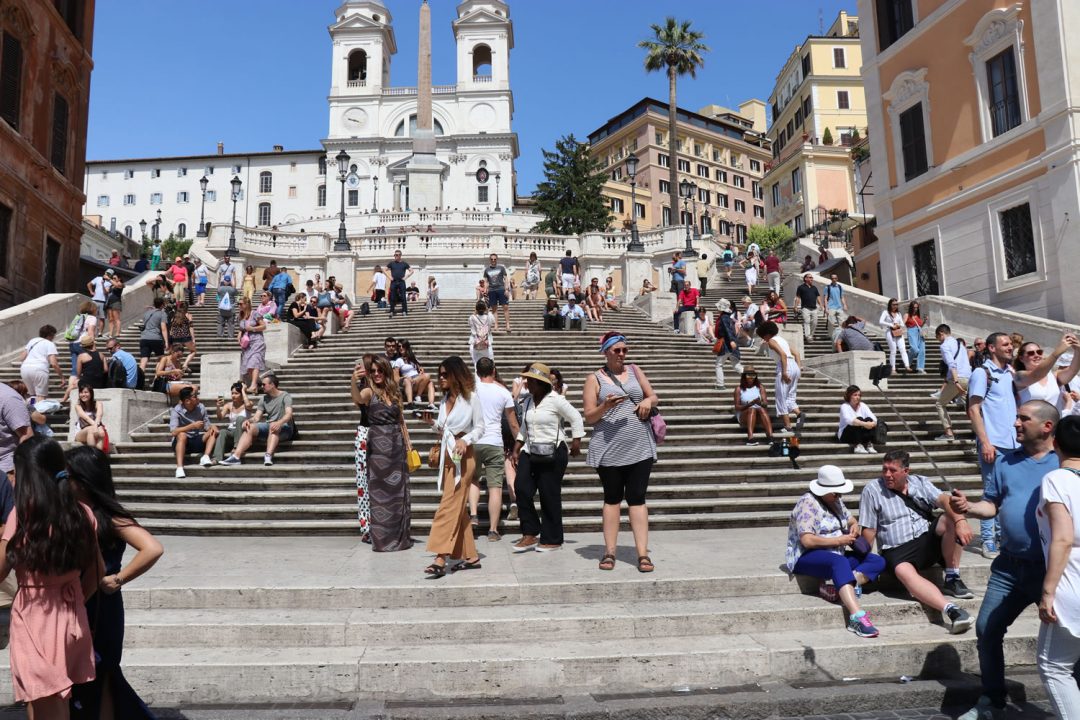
[74,382,107,451]
[66,445,163,719]
[878,298,910,373]
[0,437,102,718]
[395,339,436,408]
[903,301,927,374]
[419,355,486,577]
[734,368,773,446]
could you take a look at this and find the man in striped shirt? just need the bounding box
[859,449,975,634]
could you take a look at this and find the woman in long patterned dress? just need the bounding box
[237,298,267,394]
[351,354,412,551]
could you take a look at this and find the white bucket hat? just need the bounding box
[809,465,853,496]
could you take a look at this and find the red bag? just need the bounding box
[101,426,111,454]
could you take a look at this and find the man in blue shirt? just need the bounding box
[667,252,686,293]
[950,399,1059,719]
[823,274,847,333]
[268,269,290,319]
[105,337,139,389]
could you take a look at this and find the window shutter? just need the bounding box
[0,33,23,130]
[51,94,69,174]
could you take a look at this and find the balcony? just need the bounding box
[346,79,366,88]
[473,75,493,84]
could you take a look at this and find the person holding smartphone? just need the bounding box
[734,368,773,446]
[213,382,254,464]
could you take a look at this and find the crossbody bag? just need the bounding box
[522,396,558,462]
[599,365,667,444]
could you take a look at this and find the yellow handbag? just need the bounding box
[407,448,422,473]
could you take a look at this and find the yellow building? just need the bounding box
[764,11,868,240]
[587,98,771,242]
[859,0,1080,320]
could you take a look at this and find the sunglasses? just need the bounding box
[610,348,628,355]
[1026,349,1044,357]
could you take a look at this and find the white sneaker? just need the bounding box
[175,467,186,479]
[929,390,942,399]
[865,444,877,454]
[853,445,868,454]
[199,455,213,467]
[263,454,274,466]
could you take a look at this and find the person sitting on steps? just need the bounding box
[220,374,296,467]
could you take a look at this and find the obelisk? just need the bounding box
[406,0,442,211]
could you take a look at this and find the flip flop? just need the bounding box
[450,559,481,572]
[423,563,446,578]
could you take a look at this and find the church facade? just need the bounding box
[82,0,519,242]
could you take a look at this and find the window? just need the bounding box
[124,225,132,239]
[771,184,781,207]
[698,189,709,204]
[634,202,645,219]
[713,150,721,162]
[752,180,763,200]
[231,164,242,174]
[206,190,217,202]
[659,180,670,194]
[801,53,811,77]
[753,205,765,219]
[837,91,850,110]
[750,159,761,173]
[124,169,134,179]
[258,202,271,226]
[610,167,623,182]
[737,224,747,243]
[701,215,711,235]
[794,108,803,129]
[677,159,690,173]
[912,239,939,295]
[715,169,728,183]
[177,191,189,203]
[288,186,297,199]
[259,171,272,193]
[655,132,664,145]
[734,199,746,213]
[177,167,187,177]
[0,33,23,130]
[658,153,670,168]
[123,194,135,205]
[899,104,929,180]
[151,169,160,178]
[393,115,445,137]
[732,175,745,189]
[177,223,187,238]
[696,164,709,178]
[0,202,10,277]
[717,193,729,209]
[662,207,671,225]
[97,195,109,207]
[803,96,812,117]
[794,215,804,234]
[986,48,1021,137]
[610,198,624,213]
[876,0,915,52]
[289,161,297,171]
[318,156,327,175]
[348,190,358,207]
[833,48,846,68]
[150,192,162,205]
[101,170,107,179]
[43,237,59,293]
[317,185,326,207]
[791,168,802,194]
[693,143,703,157]
[1000,202,1036,278]
[478,185,489,203]
[205,165,214,175]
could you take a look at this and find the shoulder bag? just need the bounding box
[397,405,422,473]
[522,396,557,462]
[602,365,667,444]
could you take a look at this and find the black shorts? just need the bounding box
[487,289,509,307]
[374,289,386,302]
[139,339,166,359]
[171,434,205,454]
[881,517,943,571]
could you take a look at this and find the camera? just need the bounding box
[869,363,893,385]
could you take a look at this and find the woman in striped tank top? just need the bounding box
[583,331,659,573]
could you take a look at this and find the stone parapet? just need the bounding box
[805,350,889,390]
[68,388,169,444]
[264,322,304,370]
[199,352,242,402]
[633,291,676,325]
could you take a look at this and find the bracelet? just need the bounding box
[115,574,124,586]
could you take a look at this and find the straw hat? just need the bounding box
[808,465,853,496]
[520,362,553,385]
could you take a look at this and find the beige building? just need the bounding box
[587,98,771,243]
[859,0,1080,320]
[764,11,867,240]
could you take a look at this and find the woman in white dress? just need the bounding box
[1016,341,1080,412]
[468,300,496,366]
[743,252,760,296]
[878,298,911,373]
[756,320,806,434]
[523,253,542,301]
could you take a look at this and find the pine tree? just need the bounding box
[821,127,834,145]
[533,134,612,235]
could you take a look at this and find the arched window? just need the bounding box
[318,156,327,175]
[259,171,272,193]
[393,115,445,137]
[124,225,132,239]
[317,185,326,207]
[258,203,271,226]
[347,49,368,83]
[177,223,187,238]
[472,44,492,78]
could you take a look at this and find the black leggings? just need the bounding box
[597,458,653,506]
[840,424,875,446]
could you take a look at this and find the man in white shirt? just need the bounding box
[560,295,587,331]
[218,255,237,285]
[368,266,388,309]
[87,269,112,319]
[470,357,520,541]
[934,324,973,442]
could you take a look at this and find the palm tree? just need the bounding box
[640,18,709,227]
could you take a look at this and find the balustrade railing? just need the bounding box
[346,79,366,88]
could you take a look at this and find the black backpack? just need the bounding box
[107,360,128,389]
[359,302,370,316]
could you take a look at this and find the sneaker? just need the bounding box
[957,696,1006,720]
[818,580,839,603]
[745,440,759,446]
[847,612,880,638]
[916,369,927,374]
[853,445,868,454]
[795,411,807,431]
[981,544,1000,560]
[935,433,955,442]
[174,467,186,479]
[778,427,792,435]
[199,455,213,467]
[945,605,974,634]
[536,544,562,553]
[507,504,519,521]
[865,444,877,454]
[512,536,538,553]
[263,454,274,467]
[220,455,242,466]
[929,390,942,399]
[943,576,975,599]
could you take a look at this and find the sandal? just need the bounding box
[487,531,501,542]
[450,559,482,572]
[598,553,616,571]
[637,556,655,573]
[424,562,446,578]
[470,515,479,527]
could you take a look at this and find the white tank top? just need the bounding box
[768,335,794,369]
[1020,373,1064,411]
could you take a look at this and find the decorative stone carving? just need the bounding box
[964,4,1024,56]
[0,1,38,40]
[882,68,928,110]
[449,154,468,164]
[498,153,513,161]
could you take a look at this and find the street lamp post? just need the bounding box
[688,181,700,244]
[626,152,643,252]
[227,175,241,256]
[335,150,351,252]
[679,179,693,251]
[197,175,209,237]
[494,172,501,212]
[138,219,147,242]
[153,209,162,242]
[371,175,379,213]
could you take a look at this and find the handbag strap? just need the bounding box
[895,484,936,523]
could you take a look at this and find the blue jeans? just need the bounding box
[68,342,83,376]
[272,288,286,318]
[976,552,1045,705]
[793,549,886,588]
[978,446,1009,548]
[907,327,926,371]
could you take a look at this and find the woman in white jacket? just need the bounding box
[879,298,911,373]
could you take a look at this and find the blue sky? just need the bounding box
[87,0,856,194]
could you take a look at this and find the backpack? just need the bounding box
[359,302,370,316]
[218,291,232,312]
[285,282,296,296]
[107,359,129,388]
[472,315,490,350]
[64,313,87,341]
[317,292,332,309]
[722,249,734,262]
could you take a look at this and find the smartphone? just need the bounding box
[412,408,433,419]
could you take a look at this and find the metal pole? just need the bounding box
[335,173,349,252]
[227,197,239,256]
[372,176,378,213]
[691,196,701,243]
[683,199,692,251]
[197,188,207,237]
[628,178,643,252]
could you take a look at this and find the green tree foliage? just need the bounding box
[821,127,834,145]
[141,233,193,264]
[746,224,794,250]
[533,135,612,235]
[639,17,709,224]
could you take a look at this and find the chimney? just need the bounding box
[273,145,284,152]
[217,142,224,156]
